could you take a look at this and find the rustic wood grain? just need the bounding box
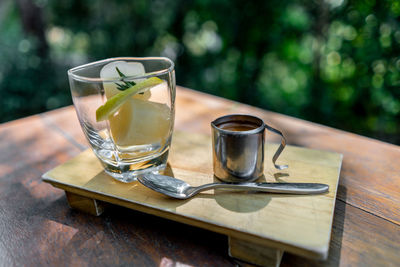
[42,132,342,260]
[0,86,399,266]
[42,87,400,226]
[281,199,400,267]
[174,88,400,226]
[0,114,232,267]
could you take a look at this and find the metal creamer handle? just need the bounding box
[265,124,288,170]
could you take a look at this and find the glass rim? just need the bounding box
[67,57,175,83]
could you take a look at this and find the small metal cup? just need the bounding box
[211,114,288,182]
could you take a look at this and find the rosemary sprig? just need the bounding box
[115,67,139,91]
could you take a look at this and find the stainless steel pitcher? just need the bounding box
[211,114,288,182]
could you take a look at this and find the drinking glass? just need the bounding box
[68,57,175,182]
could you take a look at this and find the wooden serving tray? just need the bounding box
[42,131,342,267]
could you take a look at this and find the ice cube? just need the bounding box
[99,60,169,147]
[100,61,146,98]
[109,98,171,146]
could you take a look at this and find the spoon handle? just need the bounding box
[197,182,329,195]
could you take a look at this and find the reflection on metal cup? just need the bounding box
[211,114,288,183]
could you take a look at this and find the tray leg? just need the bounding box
[228,237,284,267]
[65,191,106,216]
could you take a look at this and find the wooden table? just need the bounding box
[0,87,399,266]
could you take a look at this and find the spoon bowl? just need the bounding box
[138,173,329,199]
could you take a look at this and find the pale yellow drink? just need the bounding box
[100,61,171,153]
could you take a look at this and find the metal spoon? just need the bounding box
[138,173,329,199]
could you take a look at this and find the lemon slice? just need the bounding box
[96,77,163,122]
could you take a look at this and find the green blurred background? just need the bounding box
[1,0,399,144]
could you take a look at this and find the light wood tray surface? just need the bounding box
[43,131,342,262]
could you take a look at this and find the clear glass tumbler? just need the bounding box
[68,57,175,182]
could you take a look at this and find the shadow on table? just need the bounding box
[185,174,329,214]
